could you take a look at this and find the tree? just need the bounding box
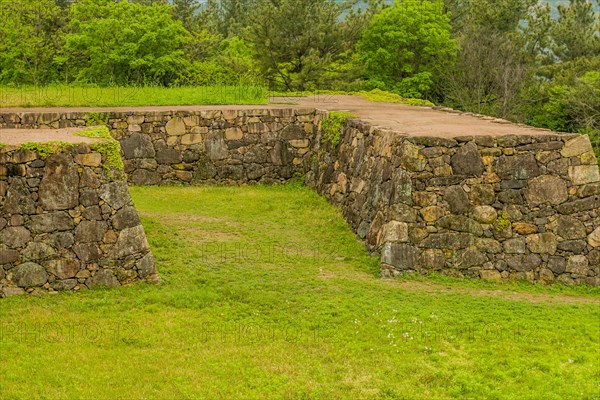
[64,0,190,86]
[246,0,370,91]
[357,0,457,98]
[0,0,65,85]
[439,0,538,117]
[551,0,600,62]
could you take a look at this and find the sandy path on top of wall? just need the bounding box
[1,95,563,138]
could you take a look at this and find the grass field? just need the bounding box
[0,85,268,108]
[1,184,599,399]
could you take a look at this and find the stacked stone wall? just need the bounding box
[0,145,157,297]
[306,118,600,285]
[0,109,321,185]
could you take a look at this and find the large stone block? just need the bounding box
[451,142,484,177]
[524,175,568,206]
[38,154,79,211]
[381,243,420,271]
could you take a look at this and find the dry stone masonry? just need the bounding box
[0,131,157,297]
[0,109,320,185]
[307,118,600,286]
[2,107,599,288]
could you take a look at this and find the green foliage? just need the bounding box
[355,89,435,106]
[357,0,457,98]
[551,0,600,62]
[321,112,356,148]
[0,0,65,85]
[64,0,190,85]
[86,112,110,127]
[496,212,511,232]
[247,0,371,91]
[0,85,268,107]
[75,126,124,171]
[19,141,71,158]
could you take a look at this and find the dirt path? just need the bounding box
[0,127,101,146]
[0,95,560,138]
[387,279,600,305]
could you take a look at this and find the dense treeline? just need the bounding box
[0,0,598,138]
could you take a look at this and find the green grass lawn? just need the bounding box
[0,85,268,108]
[1,184,599,399]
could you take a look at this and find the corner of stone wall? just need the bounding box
[307,117,600,286]
[0,144,157,297]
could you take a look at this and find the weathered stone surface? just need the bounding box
[130,169,161,185]
[22,242,55,261]
[46,258,80,280]
[270,140,292,166]
[381,243,420,270]
[569,165,600,185]
[137,252,156,279]
[557,216,587,240]
[12,262,48,287]
[99,182,131,210]
[557,240,587,254]
[556,196,600,214]
[538,268,555,284]
[451,142,483,177]
[378,221,409,246]
[419,249,446,269]
[444,186,470,214]
[5,179,35,214]
[526,232,557,254]
[225,127,243,140]
[421,233,473,249]
[29,212,74,233]
[496,153,540,180]
[86,269,120,289]
[547,257,566,274]
[165,117,186,136]
[420,206,445,222]
[205,131,228,160]
[480,270,501,281]
[75,221,108,243]
[469,184,495,205]
[121,133,155,159]
[0,247,19,264]
[111,225,150,258]
[565,255,588,275]
[111,206,141,231]
[73,242,101,262]
[588,227,600,247]
[0,227,31,249]
[513,223,538,235]
[503,238,527,254]
[561,135,592,157]
[75,153,102,167]
[472,206,497,224]
[38,154,79,210]
[506,254,542,271]
[155,149,182,165]
[525,175,568,206]
[453,247,488,268]
[437,215,483,236]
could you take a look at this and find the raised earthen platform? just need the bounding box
[1,97,598,290]
[0,126,157,297]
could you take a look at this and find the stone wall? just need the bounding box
[3,108,599,286]
[0,109,321,185]
[0,144,158,297]
[306,118,600,285]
